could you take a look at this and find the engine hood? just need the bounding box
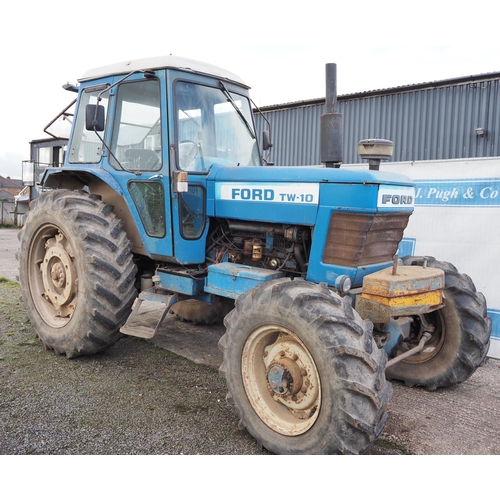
[205,164,415,226]
[207,164,414,186]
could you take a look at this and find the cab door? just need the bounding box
[111,75,173,258]
[165,71,213,265]
[72,72,174,258]
[164,69,260,265]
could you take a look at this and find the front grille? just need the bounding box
[322,212,411,267]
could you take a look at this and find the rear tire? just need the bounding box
[386,256,491,390]
[18,190,137,358]
[170,297,234,324]
[219,278,391,455]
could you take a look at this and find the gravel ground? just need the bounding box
[0,278,269,455]
[0,276,409,455]
[0,228,402,456]
[2,226,500,458]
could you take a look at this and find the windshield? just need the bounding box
[175,81,260,172]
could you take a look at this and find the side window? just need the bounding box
[129,181,166,237]
[110,79,162,171]
[69,87,109,163]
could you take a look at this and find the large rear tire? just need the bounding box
[18,190,137,358]
[219,278,391,455]
[385,256,491,390]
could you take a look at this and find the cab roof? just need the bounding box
[78,55,249,88]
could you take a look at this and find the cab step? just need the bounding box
[120,291,178,339]
[120,325,156,339]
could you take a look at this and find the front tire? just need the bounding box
[219,279,391,455]
[18,190,137,358]
[386,256,491,389]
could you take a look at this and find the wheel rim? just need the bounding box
[28,224,78,328]
[399,311,446,364]
[242,325,321,436]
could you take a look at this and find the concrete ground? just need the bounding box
[0,228,20,282]
[3,227,500,455]
[138,302,500,455]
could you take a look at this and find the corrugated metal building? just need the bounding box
[254,71,500,165]
[253,70,500,359]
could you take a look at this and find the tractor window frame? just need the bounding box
[68,85,110,164]
[109,78,163,172]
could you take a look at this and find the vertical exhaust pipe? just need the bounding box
[320,63,343,168]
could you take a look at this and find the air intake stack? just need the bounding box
[320,63,343,168]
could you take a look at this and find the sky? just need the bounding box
[2,0,500,179]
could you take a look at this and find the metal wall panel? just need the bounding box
[254,76,500,166]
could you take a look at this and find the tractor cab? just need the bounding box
[57,57,262,264]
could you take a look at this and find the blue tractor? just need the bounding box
[18,57,491,454]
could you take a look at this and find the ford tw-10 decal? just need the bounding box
[216,182,320,204]
[377,185,415,208]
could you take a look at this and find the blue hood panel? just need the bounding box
[207,164,414,186]
[206,164,414,225]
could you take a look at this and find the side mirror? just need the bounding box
[262,130,273,151]
[85,104,105,132]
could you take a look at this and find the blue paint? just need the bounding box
[398,238,416,257]
[208,164,415,186]
[489,309,500,339]
[156,270,205,296]
[381,320,406,357]
[204,263,283,299]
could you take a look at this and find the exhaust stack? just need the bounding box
[320,63,343,168]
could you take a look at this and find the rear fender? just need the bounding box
[42,169,146,255]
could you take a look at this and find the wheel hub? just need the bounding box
[264,338,319,413]
[39,232,77,317]
[267,357,303,397]
[50,262,66,288]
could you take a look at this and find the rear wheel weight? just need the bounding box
[219,278,391,455]
[386,256,491,389]
[18,189,137,358]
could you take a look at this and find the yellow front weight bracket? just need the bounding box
[355,265,445,323]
